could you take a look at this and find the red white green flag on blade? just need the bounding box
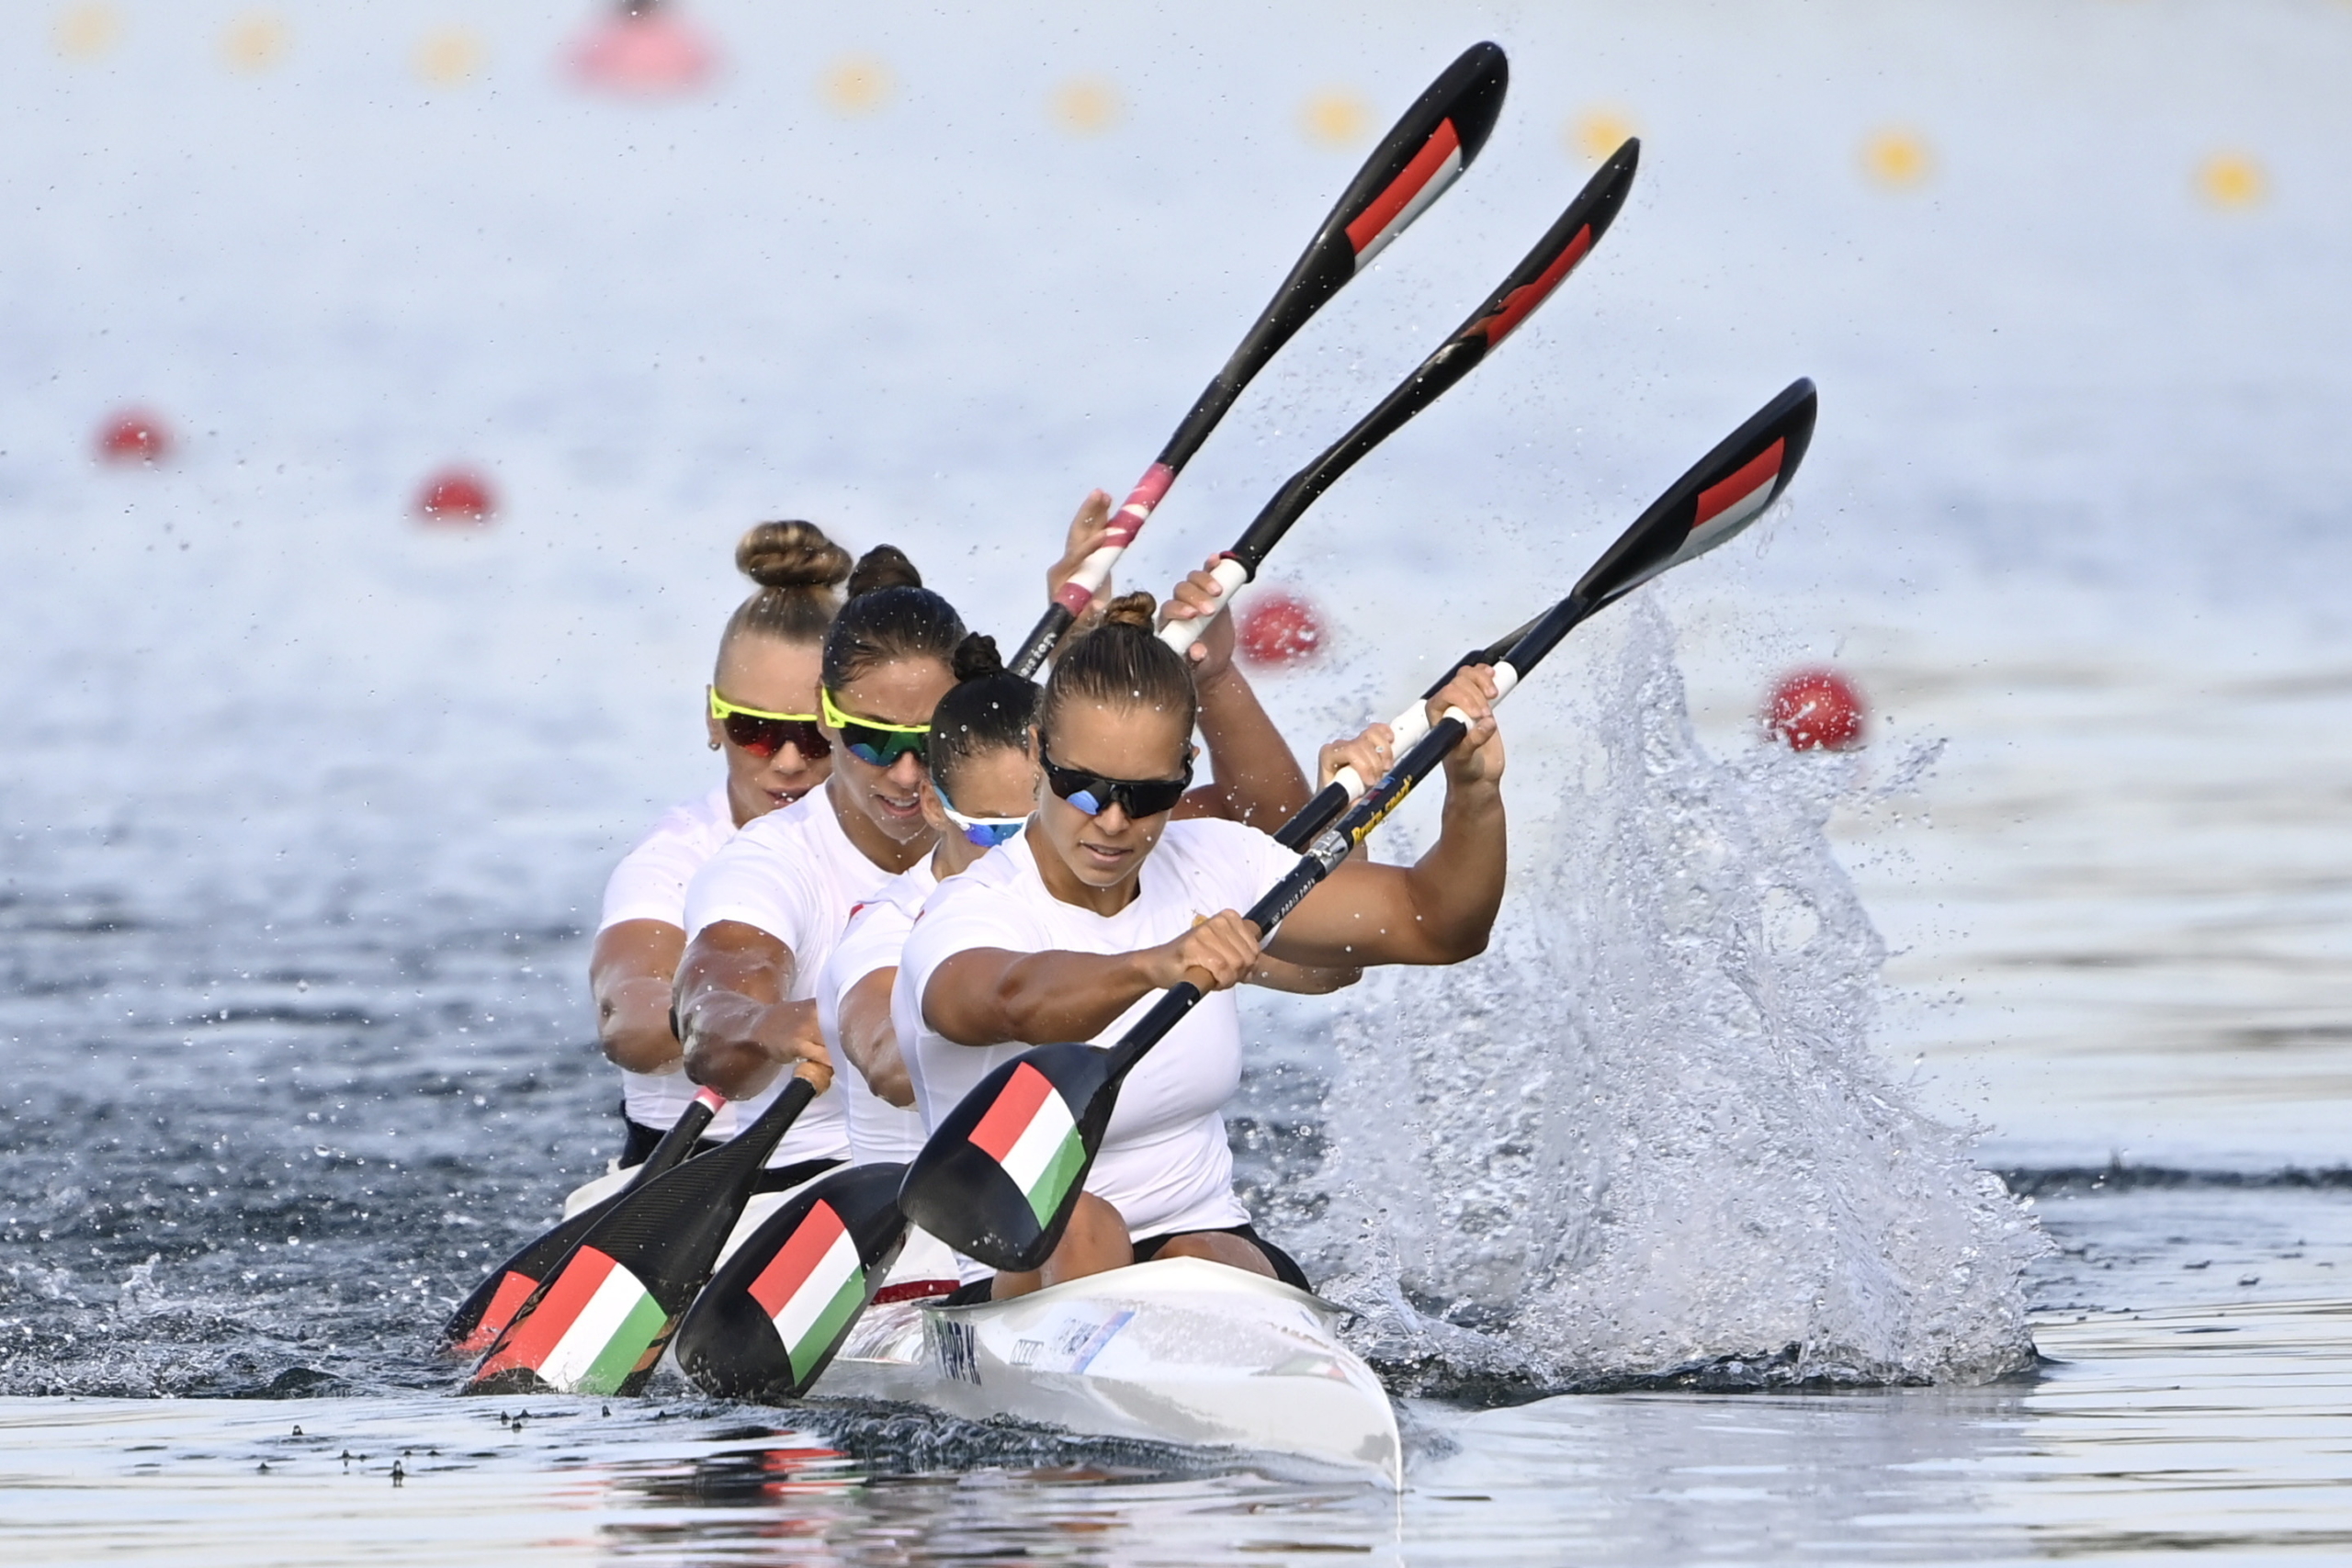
[470,1247,668,1396]
[746,1201,869,1382]
[967,1062,1087,1227]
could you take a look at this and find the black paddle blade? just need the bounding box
[1170,40,1510,466]
[674,1164,910,1402]
[897,1042,1121,1273]
[1574,378,1820,614]
[1227,138,1640,571]
[464,1076,817,1398]
[440,1089,722,1354]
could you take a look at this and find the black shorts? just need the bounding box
[941,1222,1313,1305]
[616,1106,841,1195]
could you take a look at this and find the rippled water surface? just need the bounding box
[7,0,2352,1560]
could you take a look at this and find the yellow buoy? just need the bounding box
[820,55,892,116]
[414,28,483,86]
[2195,152,2266,209]
[221,12,289,73]
[51,3,120,61]
[1300,90,1371,148]
[1860,128,1933,188]
[1567,107,1637,163]
[1051,76,1120,135]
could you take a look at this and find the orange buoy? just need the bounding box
[417,468,497,525]
[1764,667,1865,751]
[1237,589,1324,668]
[96,408,171,465]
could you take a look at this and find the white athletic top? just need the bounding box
[815,856,939,1164]
[682,782,899,1168]
[896,818,1298,1257]
[596,783,737,1134]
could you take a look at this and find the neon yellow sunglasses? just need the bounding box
[708,689,830,760]
[821,687,931,767]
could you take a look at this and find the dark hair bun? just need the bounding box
[951,632,1005,683]
[1099,591,1159,631]
[736,521,853,591]
[846,544,922,598]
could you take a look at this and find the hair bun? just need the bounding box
[1100,591,1159,631]
[951,631,1005,683]
[737,521,853,591]
[847,544,922,598]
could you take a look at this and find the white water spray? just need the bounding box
[1290,602,2043,1394]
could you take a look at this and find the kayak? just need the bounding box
[813,1255,1402,1487]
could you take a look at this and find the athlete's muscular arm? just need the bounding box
[674,920,832,1099]
[1264,666,1508,970]
[923,913,1263,1048]
[590,919,687,1073]
[1161,561,1311,829]
[836,966,914,1108]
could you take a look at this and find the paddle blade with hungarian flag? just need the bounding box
[674,1163,911,1400]
[897,1041,1121,1272]
[463,1073,820,1398]
[440,1087,725,1355]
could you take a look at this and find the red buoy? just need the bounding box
[96,409,171,465]
[568,0,717,96]
[417,468,497,525]
[1237,589,1324,669]
[1764,667,1866,751]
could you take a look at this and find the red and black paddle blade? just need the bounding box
[1574,378,1819,614]
[463,1077,817,1398]
[897,1041,1125,1274]
[1177,39,1510,462]
[1011,42,1507,675]
[1225,139,1641,572]
[440,1089,722,1354]
[673,1163,911,1401]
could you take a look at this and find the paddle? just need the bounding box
[672,1162,911,1400]
[899,377,1820,1271]
[462,1064,829,1397]
[441,1085,727,1354]
[1006,41,1510,678]
[1159,138,1641,656]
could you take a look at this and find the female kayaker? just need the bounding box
[819,621,1382,1163]
[588,519,854,1168]
[898,593,1508,1300]
[584,497,1125,1173]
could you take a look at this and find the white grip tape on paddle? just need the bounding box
[1437,662,1521,729]
[1159,555,1251,656]
[1331,663,1520,799]
[1065,541,1123,600]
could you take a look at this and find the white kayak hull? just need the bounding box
[815,1256,1401,1487]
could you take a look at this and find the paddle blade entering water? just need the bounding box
[899,1043,1119,1273]
[674,1163,910,1400]
[441,1089,723,1353]
[464,1076,817,1397]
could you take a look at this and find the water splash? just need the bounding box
[1294,602,2044,1397]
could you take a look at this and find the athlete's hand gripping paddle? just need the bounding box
[1159,139,1641,659]
[899,378,1819,1273]
[440,1085,726,1354]
[462,1063,831,1397]
[1278,377,1819,849]
[1007,42,1510,678]
[672,1162,912,1400]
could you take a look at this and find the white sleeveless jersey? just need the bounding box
[816,856,939,1165]
[596,783,735,1134]
[896,818,1298,1256]
[683,781,900,1168]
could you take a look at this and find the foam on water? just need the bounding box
[1281,602,2042,1394]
